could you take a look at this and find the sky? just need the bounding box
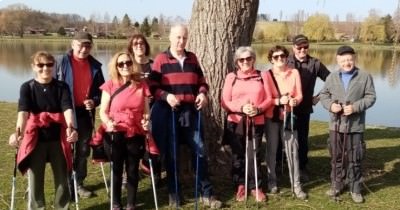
[0,0,398,22]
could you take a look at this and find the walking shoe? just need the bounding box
[269,186,279,194]
[351,192,364,203]
[325,188,340,197]
[77,185,93,198]
[236,185,246,202]
[251,189,266,202]
[112,204,122,210]
[168,194,182,207]
[201,196,222,209]
[294,187,307,200]
[125,204,135,210]
[300,169,310,182]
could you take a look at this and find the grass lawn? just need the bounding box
[0,101,399,209]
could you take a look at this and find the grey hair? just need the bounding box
[234,46,256,66]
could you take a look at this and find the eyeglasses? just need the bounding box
[295,45,309,50]
[76,42,92,49]
[272,54,287,60]
[238,56,253,63]
[117,60,133,68]
[35,63,54,68]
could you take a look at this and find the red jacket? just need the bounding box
[17,112,72,174]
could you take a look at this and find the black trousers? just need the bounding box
[104,132,145,207]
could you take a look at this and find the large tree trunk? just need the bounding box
[188,0,259,174]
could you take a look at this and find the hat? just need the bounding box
[73,31,93,43]
[336,45,355,55]
[293,34,309,45]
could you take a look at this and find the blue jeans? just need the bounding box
[151,101,213,198]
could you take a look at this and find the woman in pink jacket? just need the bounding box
[264,45,307,199]
[97,51,150,210]
[221,46,272,202]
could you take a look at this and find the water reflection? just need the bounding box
[0,42,399,127]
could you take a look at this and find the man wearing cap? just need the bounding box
[320,45,376,203]
[287,34,330,181]
[55,31,105,198]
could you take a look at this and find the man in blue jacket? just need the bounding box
[55,31,105,198]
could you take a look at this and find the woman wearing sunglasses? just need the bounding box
[221,46,272,202]
[93,51,150,210]
[264,45,307,200]
[9,51,78,209]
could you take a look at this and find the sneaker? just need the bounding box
[325,188,340,197]
[351,192,364,203]
[168,194,182,207]
[294,187,307,200]
[112,204,122,210]
[125,204,135,210]
[300,169,310,182]
[236,185,246,202]
[269,186,278,194]
[251,189,266,202]
[201,196,222,209]
[77,186,93,198]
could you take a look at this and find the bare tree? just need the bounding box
[188,0,259,170]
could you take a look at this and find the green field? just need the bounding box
[0,101,399,209]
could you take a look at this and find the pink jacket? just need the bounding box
[221,69,273,125]
[264,68,303,119]
[17,112,72,174]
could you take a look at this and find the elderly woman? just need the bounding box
[264,45,307,199]
[9,51,78,209]
[94,51,150,210]
[221,46,272,202]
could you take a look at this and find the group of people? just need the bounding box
[8,23,376,210]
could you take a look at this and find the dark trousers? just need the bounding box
[328,131,365,194]
[225,121,263,190]
[296,113,310,170]
[104,132,145,207]
[74,108,93,185]
[151,101,213,198]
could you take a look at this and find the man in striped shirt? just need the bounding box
[149,24,222,209]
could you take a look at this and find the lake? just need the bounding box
[0,41,398,127]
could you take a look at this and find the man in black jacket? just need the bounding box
[287,34,330,182]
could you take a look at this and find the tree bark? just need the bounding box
[188,0,259,174]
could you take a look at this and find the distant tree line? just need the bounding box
[1,3,400,44]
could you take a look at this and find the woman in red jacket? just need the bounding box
[263,45,307,200]
[221,46,272,202]
[9,51,78,209]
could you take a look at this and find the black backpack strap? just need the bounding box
[109,81,132,106]
[268,70,281,97]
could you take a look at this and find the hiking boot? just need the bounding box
[294,187,307,200]
[201,196,222,209]
[269,186,278,194]
[300,169,310,182]
[168,194,182,208]
[251,189,266,202]
[236,185,246,202]
[325,188,340,197]
[77,186,93,198]
[351,192,364,203]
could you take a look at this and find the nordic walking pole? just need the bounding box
[251,118,259,203]
[289,104,295,196]
[110,132,114,210]
[194,110,201,210]
[340,101,351,176]
[171,109,179,209]
[10,128,20,210]
[332,100,339,200]
[71,142,79,210]
[244,116,249,204]
[146,133,159,210]
[281,93,289,175]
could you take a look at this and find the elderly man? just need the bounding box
[149,24,222,209]
[320,45,376,203]
[286,34,330,181]
[55,31,105,198]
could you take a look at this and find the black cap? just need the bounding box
[337,45,355,55]
[293,34,309,45]
[73,31,93,43]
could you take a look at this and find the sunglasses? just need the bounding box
[272,54,287,60]
[117,60,133,68]
[35,63,54,68]
[133,41,145,46]
[238,56,253,63]
[295,45,309,50]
